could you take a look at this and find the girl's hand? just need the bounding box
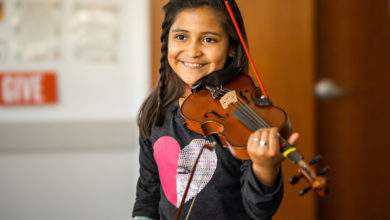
[247,127,299,186]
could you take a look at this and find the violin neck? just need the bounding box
[278,134,304,164]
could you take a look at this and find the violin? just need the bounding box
[180,67,328,197]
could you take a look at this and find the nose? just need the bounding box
[186,40,202,58]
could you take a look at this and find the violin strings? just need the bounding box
[237,100,270,129]
[219,88,270,129]
[215,87,291,148]
[214,89,259,126]
[218,88,267,128]
[234,95,291,147]
[234,99,292,148]
[235,101,267,128]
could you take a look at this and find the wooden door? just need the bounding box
[317,0,390,219]
[236,1,317,220]
[151,1,317,219]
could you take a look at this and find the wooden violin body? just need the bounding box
[181,74,291,160]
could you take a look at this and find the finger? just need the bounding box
[287,132,300,145]
[259,129,269,152]
[268,127,280,156]
[248,130,261,146]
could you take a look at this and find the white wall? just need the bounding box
[0,0,150,219]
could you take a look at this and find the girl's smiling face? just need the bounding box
[168,6,231,88]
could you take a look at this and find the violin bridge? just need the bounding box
[220,90,238,109]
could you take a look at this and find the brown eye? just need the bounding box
[175,34,186,40]
[203,37,216,43]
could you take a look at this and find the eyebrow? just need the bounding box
[170,29,223,37]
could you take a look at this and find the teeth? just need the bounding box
[182,62,204,68]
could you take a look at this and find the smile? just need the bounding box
[181,61,205,69]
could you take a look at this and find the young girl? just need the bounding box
[133,1,299,219]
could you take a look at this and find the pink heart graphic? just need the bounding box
[153,136,180,206]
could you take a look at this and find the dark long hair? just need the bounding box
[138,0,249,139]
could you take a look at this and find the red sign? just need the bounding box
[0,71,58,106]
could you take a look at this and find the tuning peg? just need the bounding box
[309,154,323,165]
[299,186,312,196]
[318,166,330,176]
[289,174,303,185]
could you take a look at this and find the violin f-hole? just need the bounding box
[239,90,250,104]
[204,111,225,119]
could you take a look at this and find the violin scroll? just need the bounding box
[289,155,329,196]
